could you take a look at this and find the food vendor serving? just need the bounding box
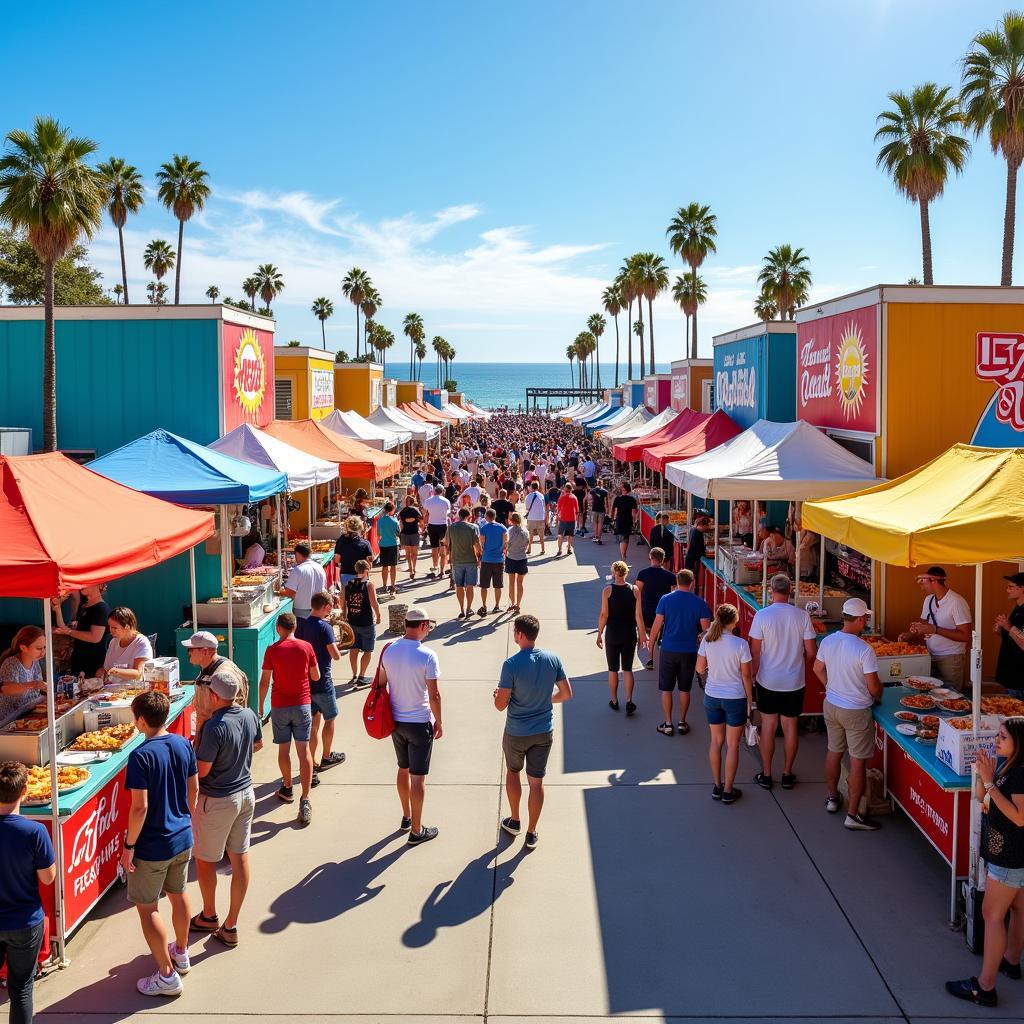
[760,526,795,566]
[899,566,972,688]
[53,583,111,677]
[995,572,1024,699]
[99,607,153,680]
[732,501,753,547]
[0,626,46,695]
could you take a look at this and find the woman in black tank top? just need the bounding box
[597,560,647,716]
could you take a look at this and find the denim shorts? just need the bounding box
[453,563,479,587]
[703,694,748,727]
[987,862,1024,888]
[352,624,376,653]
[271,704,312,743]
[311,687,339,721]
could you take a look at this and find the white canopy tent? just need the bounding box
[573,402,613,425]
[553,401,586,419]
[589,404,636,433]
[443,402,472,420]
[372,405,441,443]
[601,406,668,447]
[320,409,405,449]
[210,423,339,491]
[565,401,601,422]
[464,401,492,418]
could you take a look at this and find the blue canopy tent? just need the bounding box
[89,429,288,656]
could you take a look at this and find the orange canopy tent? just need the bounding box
[264,419,400,480]
[0,452,215,598]
[641,410,742,474]
[401,402,452,426]
[612,408,703,463]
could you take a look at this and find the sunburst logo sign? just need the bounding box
[834,321,869,421]
[233,329,266,416]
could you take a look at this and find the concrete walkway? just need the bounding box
[24,536,1024,1023]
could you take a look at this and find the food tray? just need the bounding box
[195,587,273,626]
[68,724,137,753]
[0,698,90,766]
[876,652,932,683]
[22,776,91,805]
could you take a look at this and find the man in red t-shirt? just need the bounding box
[556,484,579,558]
[259,612,320,825]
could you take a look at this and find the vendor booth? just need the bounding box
[624,380,645,407]
[321,408,405,450]
[713,321,796,429]
[334,362,384,417]
[803,444,1024,922]
[0,452,214,962]
[273,346,336,422]
[598,406,653,447]
[643,374,672,412]
[371,405,440,450]
[670,358,713,413]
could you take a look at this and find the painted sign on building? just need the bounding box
[671,369,689,412]
[311,368,334,410]
[714,338,759,427]
[223,323,274,431]
[796,306,877,434]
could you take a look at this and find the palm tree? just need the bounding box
[753,290,778,321]
[566,343,576,388]
[415,339,427,379]
[634,252,669,371]
[143,239,176,284]
[875,83,970,285]
[758,245,812,320]
[341,267,371,356]
[206,285,220,303]
[113,283,124,304]
[253,263,284,315]
[632,320,644,377]
[961,13,1024,285]
[155,154,210,303]
[622,255,647,378]
[146,280,168,305]
[242,276,258,311]
[671,273,707,348]
[431,335,445,386]
[617,261,639,380]
[667,203,718,358]
[602,283,623,386]
[403,313,425,379]
[311,297,333,349]
[375,327,395,375]
[96,157,144,304]
[365,320,379,361]
[586,312,607,389]
[361,287,380,347]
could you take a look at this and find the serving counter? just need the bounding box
[24,687,195,943]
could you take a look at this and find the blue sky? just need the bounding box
[3,0,1018,359]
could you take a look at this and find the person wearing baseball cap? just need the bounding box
[899,566,973,689]
[995,573,1024,698]
[181,632,250,739]
[813,596,883,831]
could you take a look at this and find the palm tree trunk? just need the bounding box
[321,319,326,349]
[118,226,129,304]
[355,306,361,358]
[1003,158,1020,287]
[626,301,633,380]
[648,297,655,372]
[690,270,698,359]
[174,219,184,304]
[614,315,620,386]
[410,342,414,379]
[919,197,933,286]
[43,261,57,452]
[638,301,646,379]
[568,357,573,388]
[595,336,601,390]
[685,313,691,357]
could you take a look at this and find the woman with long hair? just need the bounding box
[947,717,1024,1007]
[54,583,110,677]
[596,560,648,716]
[0,626,46,694]
[398,492,423,581]
[505,512,530,612]
[696,604,753,804]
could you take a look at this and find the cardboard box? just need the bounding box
[935,714,999,776]
[142,657,181,693]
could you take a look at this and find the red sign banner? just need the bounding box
[797,305,877,434]
[223,322,275,431]
[977,332,1024,431]
[671,369,689,412]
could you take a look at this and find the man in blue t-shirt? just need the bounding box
[122,690,198,997]
[647,568,712,737]
[493,615,573,849]
[296,592,345,772]
[478,508,509,616]
[0,760,56,1023]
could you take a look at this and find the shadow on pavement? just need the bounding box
[34,952,164,1021]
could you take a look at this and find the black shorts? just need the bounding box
[400,531,420,548]
[755,684,805,718]
[392,721,435,775]
[427,524,448,548]
[503,730,553,778]
[505,557,528,575]
[605,636,637,672]
[480,562,504,589]
[659,650,698,692]
[379,545,399,567]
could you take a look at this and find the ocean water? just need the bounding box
[382,362,673,410]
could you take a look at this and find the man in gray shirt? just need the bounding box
[447,507,481,620]
[191,673,262,946]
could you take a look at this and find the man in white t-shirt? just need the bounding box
[379,608,442,846]
[421,486,452,578]
[417,475,436,507]
[524,482,547,555]
[899,566,973,688]
[535,460,548,487]
[813,597,883,832]
[463,481,482,506]
[749,574,817,790]
[280,543,327,619]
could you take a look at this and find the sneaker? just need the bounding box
[524,831,539,850]
[625,701,637,717]
[608,699,619,712]
[844,812,880,831]
[645,660,654,670]
[722,787,743,805]
[276,785,294,803]
[500,816,521,836]
[781,773,797,790]
[711,783,724,801]
[137,970,183,997]
[298,798,312,827]
[656,722,675,736]
[400,815,412,832]
[478,606,487,617]
[945,976,998,1007]
[167,942,190,975]
[310,774,321,788]
[408,825,439,846]
[1001,957,1022,980]
[754,772,773,790]
[825,794,842,814]
[319,751,346,770]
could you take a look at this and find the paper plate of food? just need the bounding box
[894,710,919,723]
[900,694,937,710]
[895,723,919,736]
[931,688,961,700]
[946,717,974,731]
[904,676,943,691]
[22,765,91,805]
[981,696,1024,717]
[938,698,972,714]
[56,750,112,766]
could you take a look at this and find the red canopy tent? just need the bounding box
[641,410,741,474]
[612,408,703,463]
[0,453,214,962]
[401,402,452,426]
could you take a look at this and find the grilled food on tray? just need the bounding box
[947,718,974,731]
[864,637,928,656]
[981,696,1024,717]
[938,698,972,713]
[905,677,941,691]
[900,694,936,710]
[69,723,137,751]
[25,765,89,802]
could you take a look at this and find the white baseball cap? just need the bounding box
[181,631,220,649]
[842,598,872,618]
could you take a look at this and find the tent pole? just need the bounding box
[818,534,826,608]
[972,564,983,726]
[222,505,234,659]
[189,546,198,629]
[795,528,801,606]
[276,494,284,583]
[44,603,68,966]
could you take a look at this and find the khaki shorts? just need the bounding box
[194,787,256,862]
[823,700,875,760]
[931,653,966,688]
[127,848,191,906]
[502,730,554,778]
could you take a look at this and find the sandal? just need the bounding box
[190,912,220,932]
[677,721,690,735]
[212,925,239,947]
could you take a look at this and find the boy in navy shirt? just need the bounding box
[122,691,198,997]
[0,761,55,1024]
